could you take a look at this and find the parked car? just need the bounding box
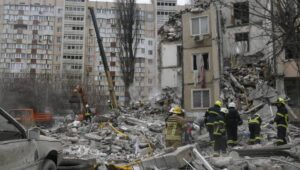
[0,107,62,170]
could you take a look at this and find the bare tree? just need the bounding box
[115,0,140,104]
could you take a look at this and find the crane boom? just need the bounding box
[88,7,118,109]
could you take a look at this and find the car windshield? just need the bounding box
[0,110,23,141]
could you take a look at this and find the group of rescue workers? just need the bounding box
[164,97,289,157]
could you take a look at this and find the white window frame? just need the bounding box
[190,16,209,36]
[191,89,211,109]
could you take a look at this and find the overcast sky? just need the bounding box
[90,0,189,5]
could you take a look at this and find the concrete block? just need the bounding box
[141,157,156,169]
[154,155,167,169]
[162,144,194,168]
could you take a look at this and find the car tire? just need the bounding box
[57,159,93,170]
[42,159,57,170]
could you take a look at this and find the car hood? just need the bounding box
[39,135,60,142]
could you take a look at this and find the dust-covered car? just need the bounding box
[0,107,62,170]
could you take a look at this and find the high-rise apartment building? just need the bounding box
[0,0,64,80]
[0,0,156,106]
[156,0,184,28]
[86,1,156,103]
[62,0,86,82]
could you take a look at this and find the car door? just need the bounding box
[0,109,39,170]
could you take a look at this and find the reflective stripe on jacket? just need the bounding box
[274,105,288,128]
[248,115,262,125]
[205,105,221,126]
[166,115,184,141]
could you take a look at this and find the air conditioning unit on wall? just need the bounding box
[193,35,204,42]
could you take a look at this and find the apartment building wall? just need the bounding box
[221,0,269,63]
[182,5,220,113]
[160,42,182,89]
[62,0,87,83]
[0,0,64,80]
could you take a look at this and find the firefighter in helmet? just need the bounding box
[213,107,227,157]
[270,97,289,145]
[248,112,262,144]
[204,100,222,145]
[165,105,186,148]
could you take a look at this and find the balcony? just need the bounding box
[63,39,84,44]
[64,20,85,25]
[64,30,84,35]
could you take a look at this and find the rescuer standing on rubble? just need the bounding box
[248,112,262,144]
[270,97,289,145]
[225,102,243,146]
[84,104,92,123]
[213,107,227,157]
[204,100,222,145]
[165,105,186,148]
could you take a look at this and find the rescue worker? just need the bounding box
[107,100,113,109]
[204,100,222,145]
[165,105,186,148]
[84,104,92,122]
[248,113,262,144]
[270,97,289,145]
[225,102,243,146]
[213,107,227,157]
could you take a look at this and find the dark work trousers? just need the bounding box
[206,125,214,144]
[226,124,238,145]
[85,115,92,123]
[249,124,261,144]
[277,126,287,145]
[214,135,227,153]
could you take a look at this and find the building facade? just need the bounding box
[0,0,64,80]
[182,4,220,112]
[85,1,156,104]
[0,0,157,107]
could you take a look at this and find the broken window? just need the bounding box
[285,33,300,59]
[235,32,249,52]
[233,2,249,25]
[193,53,209,70]
[192,89,210,108]
[285,78,300,107]
[191,16,209,36]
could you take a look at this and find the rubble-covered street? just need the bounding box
[39,84,300,170]
[0,0,300,170]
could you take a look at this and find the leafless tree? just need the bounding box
[115,0,140,104]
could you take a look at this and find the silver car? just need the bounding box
[0,107,62,170]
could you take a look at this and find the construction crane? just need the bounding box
[88,7,118,109]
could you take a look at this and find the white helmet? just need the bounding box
[228,102,236,108]
[221,107,228,114]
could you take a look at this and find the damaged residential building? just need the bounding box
[158,0,299,116]
[220,0,300,116]
[181,2,221,112]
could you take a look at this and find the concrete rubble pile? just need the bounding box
[46,88,184,168]
[45,84,300,169]
[158,1,210,41]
